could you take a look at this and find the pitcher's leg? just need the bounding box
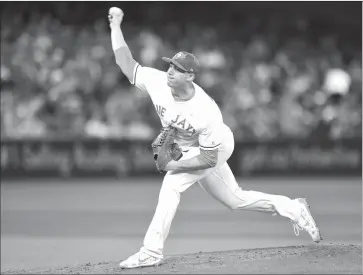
[142,148,212,258]
[142,174,182,258]
[198,162,301,222]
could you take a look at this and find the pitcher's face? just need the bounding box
[166,64,191,88]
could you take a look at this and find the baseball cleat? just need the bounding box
[119,249,162,269]
[292,198,323,243]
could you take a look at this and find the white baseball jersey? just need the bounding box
[130,64,231,150]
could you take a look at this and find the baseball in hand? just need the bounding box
[109,7,123,17]
[108,7,124,27]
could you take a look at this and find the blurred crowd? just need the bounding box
[1,7,361,141]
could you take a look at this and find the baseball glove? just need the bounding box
[151,126,183,172]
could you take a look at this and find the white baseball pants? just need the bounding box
[141,128,302,258]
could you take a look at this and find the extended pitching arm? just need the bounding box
[109,7,137,83]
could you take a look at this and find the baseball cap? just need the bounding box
[162,51,200,74]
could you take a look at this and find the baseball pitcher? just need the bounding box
[108,7,322,269]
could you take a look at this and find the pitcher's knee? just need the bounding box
[222,201,240,210]
[216,188,248,210]
[228,204,239,210]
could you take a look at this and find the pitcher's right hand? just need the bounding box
[108,7,124,29]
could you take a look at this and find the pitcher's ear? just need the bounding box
[187,73,195,82]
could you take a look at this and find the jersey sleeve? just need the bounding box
[200,147,218,167]
[198,123,222,151]
[129,63,166,93]
[197,98,224,151]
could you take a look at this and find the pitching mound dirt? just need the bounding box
[3,243,361,274]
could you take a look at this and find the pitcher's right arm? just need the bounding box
[108,7,137,83]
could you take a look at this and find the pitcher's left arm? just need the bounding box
[164,123,220,172]
[165,148,218,172]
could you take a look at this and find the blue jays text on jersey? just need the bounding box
[155,104,196,135]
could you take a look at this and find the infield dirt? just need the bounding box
[3,243,361,274]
